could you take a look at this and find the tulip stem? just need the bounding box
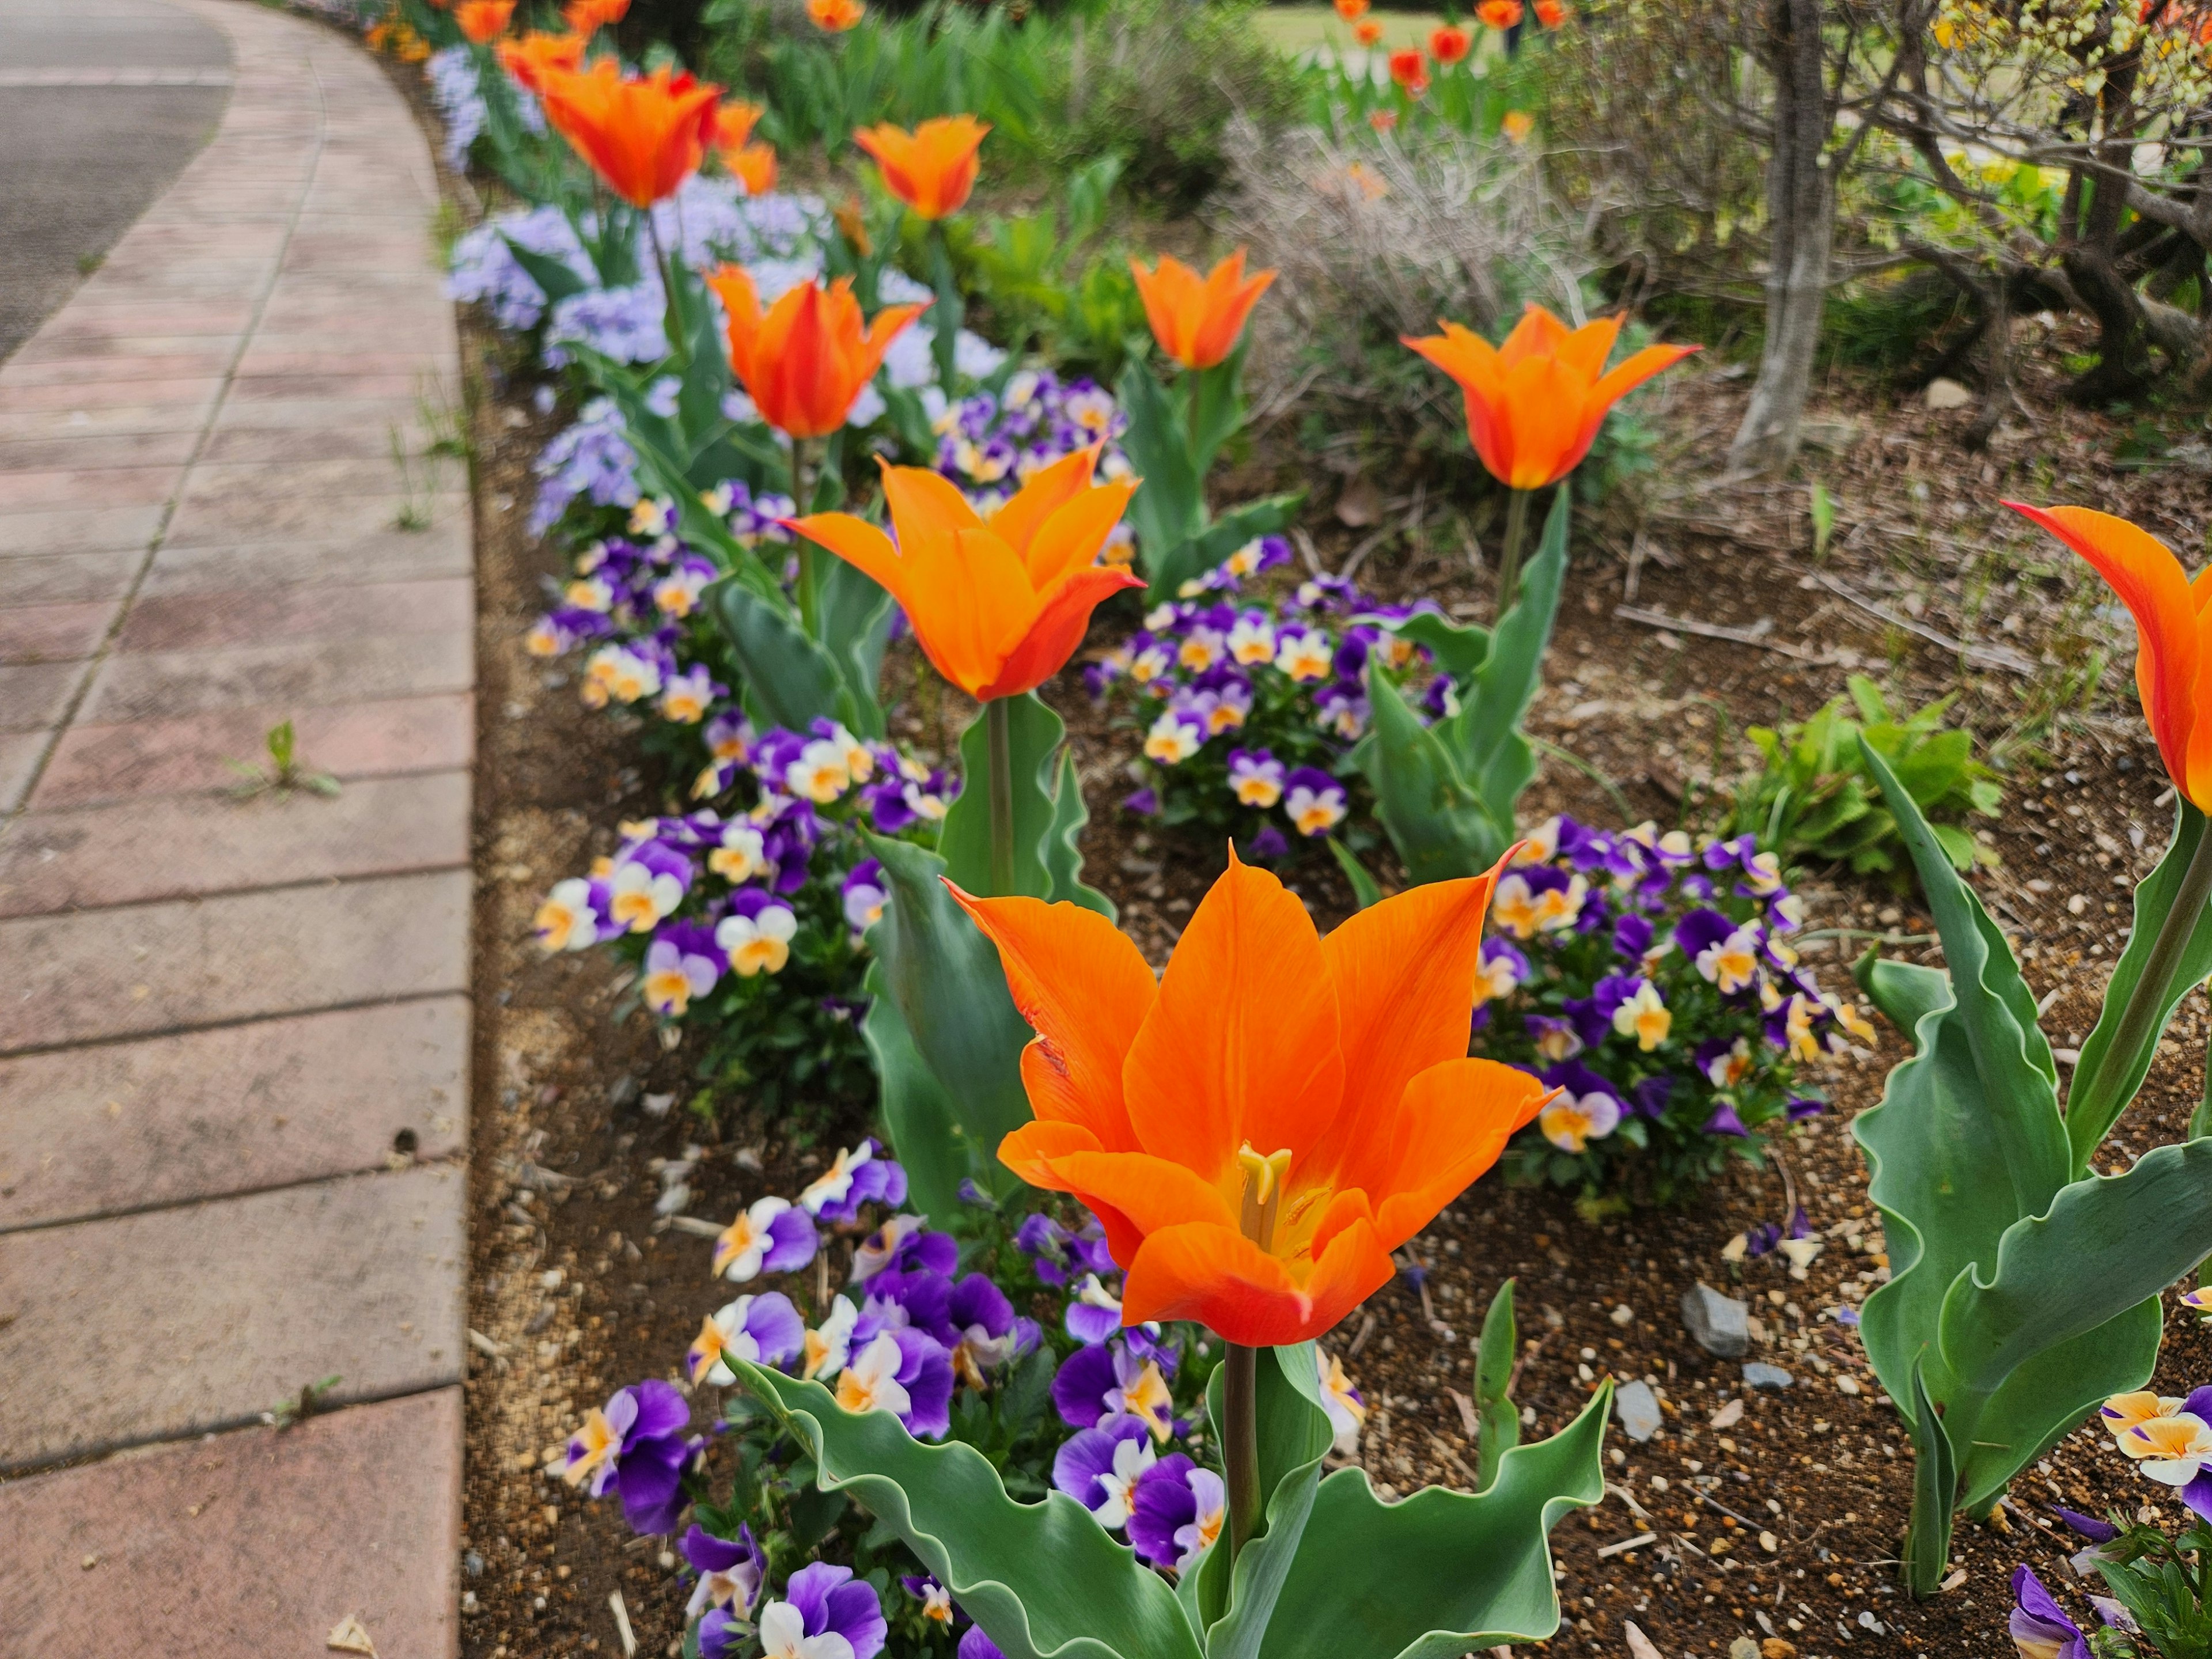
[644,210,687,369]
[2071,806,2212,1164]
[1223,1342,1262,1573]
[791,440,818,636]
[1496,487,1532,616]
[986,696,1015,896]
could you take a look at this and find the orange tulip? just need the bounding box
[808,0,865,29]
[1129,250,1275,373]
[713,98,763,151]
[1388,46,1430,93]
[1430,24,1472,61]
[1535,0,1569,24]
[722,140,778,196]
[705,266,926,441]
[1353,18,1384,44]
[456,0,513,43]
[1369,108,1399,132]
[563,0,628,36]
[854,116,989,221]
[789,452,1143,702]
[1403,303,1699,491]
[1479,0,1524,25]
[537,61,722,209]
[2009,505,2212,809]
[952,850,1550,1347]
[497,30,585,96]
[1333,0,1370,18]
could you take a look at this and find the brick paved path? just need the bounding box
[0,3,471,1653]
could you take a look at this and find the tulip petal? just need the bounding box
[950,888,1156,1153]
[1497,302,1570,366]
[976,562,1145,701]
[881,462,984,554]
[1588,341,1702,411]
[1124,1217,1393,1347]
[1122,850,1344,1185]
[1308,859,1508,1179]
[1363,1058,1552,1248]
[787,512,907,604]
[1553,314,1622,382]
[1024,479,1142,589]
[983,446,1098,565]
[1043,1150,1240,1236]
[997,1118,1106,1185]
[2009,503,2197,797]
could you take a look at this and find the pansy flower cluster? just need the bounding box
[560,1143,1373,1659]
[1470,816,1872,1202]
[2001,1378,2212,1659]
[930,366,1132,524]
[1090,542,1438,857]
[532,717,955,1109]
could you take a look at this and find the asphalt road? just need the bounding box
[0,0,232,361]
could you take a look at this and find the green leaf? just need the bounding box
[816,555,896,740]
[862,834,1035,1198]
[1327,837,1384,910]
[1186,343,1248,479]
[1903,1358,1956,1596]
[1935,1138,2212,1506]
[502,233,588,308]
[1115,356,1203,585]
[731,1362,1202,1659]
[938,694,1071,900]
[1255,1385,1608,1659]
[1474,1279,1518,1494]
[1361,661,1497,884]
[1388,612,1491,683]
[858,963,972,1226]
[703,577,849,733]
[1444,486,1570,835]
[1042,747,1114,918]
[2066,801,2212,1175]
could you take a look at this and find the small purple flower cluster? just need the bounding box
[1478,817,1871,1199]
[533,717,952,1024]
[1092,544,1436,851]
[931,367,1131,520]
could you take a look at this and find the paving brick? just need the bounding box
[0,661,84,733]
[0,868,470,1053]
[31,692,474,808]
[139,525,472,594]
[0,732,43,814]
[0,998,468,1229]
[0,463,180,510]
[0,376,221,413]
[0,549,143,605]
[115,576,472,654]
[0,428,202,470]
[0,502,163,555]
[0,1389,461,1659]
[163,482,463,548]
[78,630,473,723]
[0,1162,465,1467]
[0,600,115,665]
[0,770,469,917]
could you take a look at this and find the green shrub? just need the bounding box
[1724,675,2001,878]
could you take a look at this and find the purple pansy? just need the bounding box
[563,1379,694,1535]
[841,858,887,934]
[959,1628,1007,1659]
[1128,1456,1226,1571]
[760,1562,887,1659]
[1065,1272,1127,1345]
[2008,1566,2089,1659]
[1053,1414,1155,1527]
[681,1523,764,1622]
[800,1138,908,1225]
[688,1290,806,1385]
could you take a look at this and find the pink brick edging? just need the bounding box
[0,4,475,1652]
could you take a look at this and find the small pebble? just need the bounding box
[1743,1362,1794,1390]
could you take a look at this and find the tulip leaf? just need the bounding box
[1441,486,1570,836]
[1387,612,1491,684]
[1187,344,1248,479]
[502,233,589,308]
[1327,837,1384,910]
[857,962,973,1228]
[939,693,1073,901]
[1195,1344,1336,1659]
[703,577,850,734]
[2065,800,2212,1176]
[862,833,1036,1204]
[1902,1358,1956,1596]
[1361,664,1495,884]
[1115,356,1203,585]
[1043,746,1115,919]
[816,556,895,739]
[730,1361,1203,1659]
[1255,1384,1608,1659]
[1474,1279,1519,1494]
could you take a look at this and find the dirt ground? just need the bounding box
[381,46,2212,1658]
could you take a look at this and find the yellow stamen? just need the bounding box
[1236,1143,1293,1249]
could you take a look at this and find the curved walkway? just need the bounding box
[0,3,470,1653]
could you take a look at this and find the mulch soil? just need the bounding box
[391,52,2212,1658]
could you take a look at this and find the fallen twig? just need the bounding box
[1807,571,2039,675]
[1613,605,1820,662]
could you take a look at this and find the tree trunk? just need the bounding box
[1728,0,1836,475]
